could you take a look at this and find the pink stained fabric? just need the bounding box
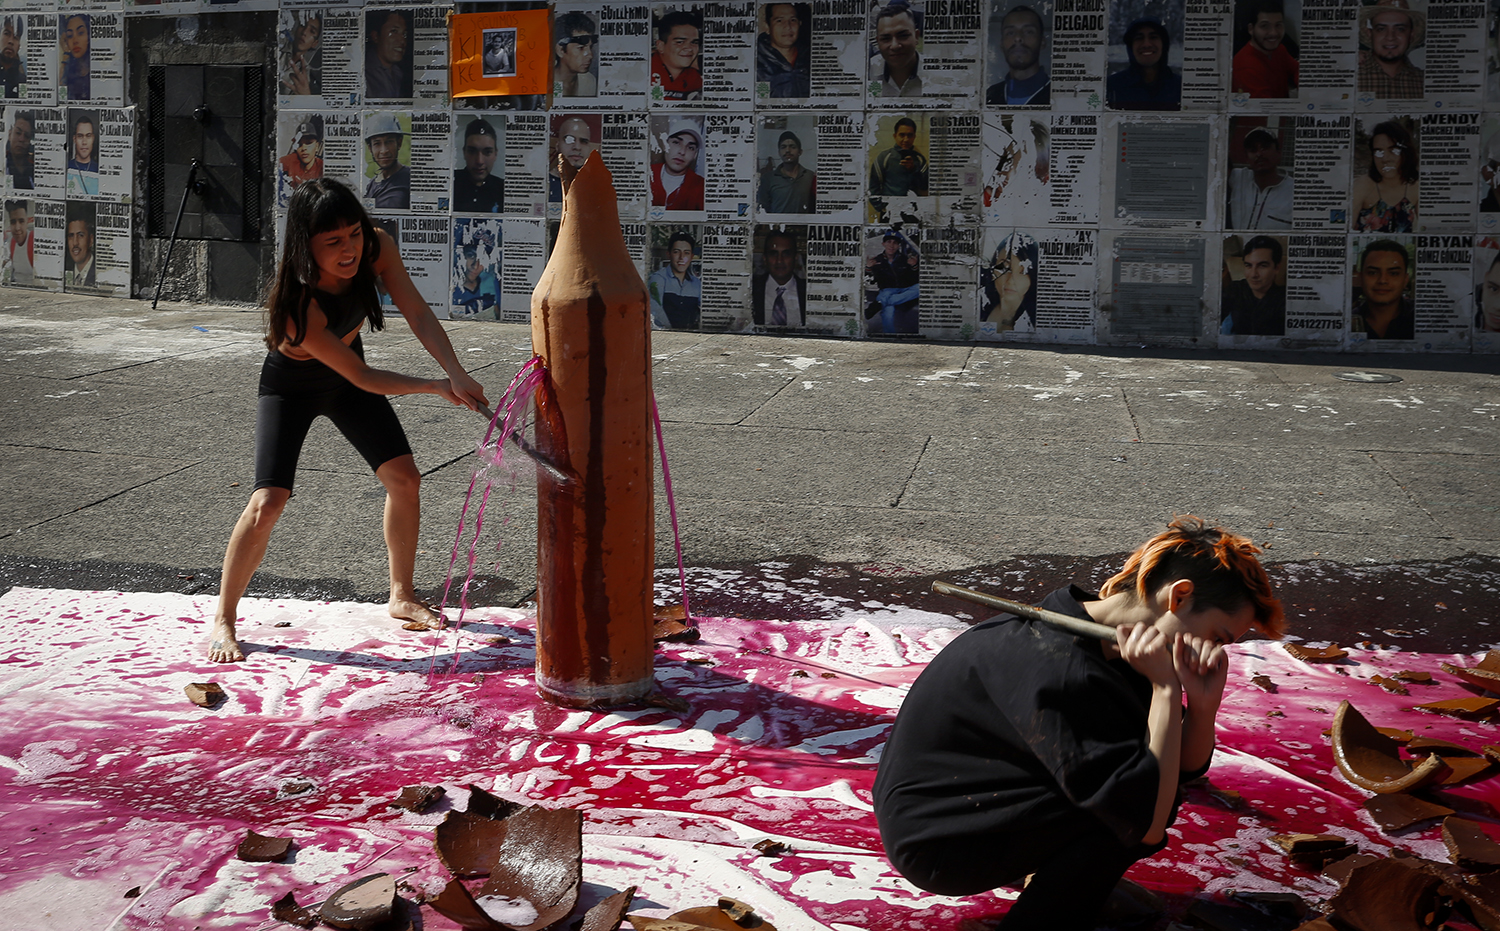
[1,586,1498,928]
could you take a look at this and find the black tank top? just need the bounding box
[311,285,375,340]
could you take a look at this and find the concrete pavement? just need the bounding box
[1,289,1497,612]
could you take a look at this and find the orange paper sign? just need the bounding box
[450,10,551,98]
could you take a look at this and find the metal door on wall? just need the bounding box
[145,64,265,242]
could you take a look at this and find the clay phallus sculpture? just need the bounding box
[318,873,399,930]
[1331,700,1449,794]
[530,148,655,709]
[1440,651,1500,695]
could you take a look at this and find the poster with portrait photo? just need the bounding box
[371,213,449,314]
[19,197,62,291]
[1104,0,1185,111]
[866,112,933,224]
[275,110,325,209]
[1347,233,1419,344]
[481,28,517,78]
[364,8,413,103]
[1416,111,1478,232]
[451,113,504,214]
[59,12,124,107]
[546,110,601,209]
[741,222,815,331]
[555,4,649,110]
[276,9,325,106]
[360,110,413,212]
[862,225,920,336]
[699,3,756,108]
[1100,230,1210,343]
[1225,116,1295,231]
[979,228,1098,342]
[1,196,34,287]
[985,0,1053,109]
[867,0,982,106]
[449,215,501,321]
[648,112,706,219]
[1473,235,1500,350]
[91,106,129,202]
[1353,0,1427,108]
[9,14,58,105]
[650,4,705,104]
[646,223,704,330]
[1351,114,1418,234]
[1228,0,1303,109]
[755,112,821,219]
[1218,232,1289,341]
[63,199,124,295]
[981,111,1051,226]
[1101,114,1217,229]
[62,107,97,199]
[754,2,811,101]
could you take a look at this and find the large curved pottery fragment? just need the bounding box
[1331,700,1449,794]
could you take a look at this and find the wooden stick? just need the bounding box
[930,580,1118,641]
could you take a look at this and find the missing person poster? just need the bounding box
[449,215,501,320]
[1281,233,1348,340]
[553,4,650,110]
[1104,116,1216,228]
[300,9,362,109]
[984,0,1055,110]
[917,223,980,338]
[1351,114,1417,233]
[704,111,754,220]
[502,112,548,217]
[27,104,63,197]
[1045,113,1101,224]
[63,198,128,296]
[698,1,756,108]
[1293,0,1357,106]
[1180,0,1231,110]
[1225,116,1295,231]
[1347,233,1470,348]
[408,108,453,211]
[1422,0,1484,109]
[802,221,862,332]
[1410,233,1474,345]
[1228,0,1307,110]
[982,111,1053,226]
[1473,235,1500,350]
[1104,231,1209,342]
[1105,4,1185,112]
[89,105,129,202]
[1049,0,1107,108]
[58,12,124,107]
[1292,112,1352,229]
[1417,111,1479,232]
[500,216,544,319]
[803,0,867,107]
[312,110,364,202]
[700,221,753,330]
[862,224,921,336]
[376,213,449,312]
[360,110,414,212]
[412,7,452,106]
[449,10,552,99]
[803,111,865,220]
[14,14,58,105]
[867,0,983,106]
[979,227,1098,342]
[756,112,824,218]
[646,222,704,329]
[0,198,56,290]
[24,197,63,291]
[1218,231,1290,341]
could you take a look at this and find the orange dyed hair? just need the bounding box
[1099,515,1285,638]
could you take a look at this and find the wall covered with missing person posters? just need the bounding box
[4,0,1500,351]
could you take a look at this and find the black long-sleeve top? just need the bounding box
[874,586,1206,873]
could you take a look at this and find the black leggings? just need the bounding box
[253,339,412,493]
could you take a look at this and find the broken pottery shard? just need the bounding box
[1269,834,1356,869]
[184,682,226,707]
[435,810,507,878]
[1408,736,1479,756]
[271,890,318,928]
[1445,818,1500,871]
[1363,793,1455,832]
[577,886,636,931]
[124,886,141,899]
[720,899,762,927]
[391,784,445,813]
[1331,700,1449,794]
[531,149,655,709]
[1206,785,1245,809]
[1442,658,1500,696]
[1370,675,1408,695]
[1323,852,1382,883]
[1375,727,1414,744]
[1458,873,1500,925]
[1392,670,1433,683]
[1284,643,1348,663]
[1437,757,1495,786]
[752,839,791,857]
[427,878,505,931]
[1326,857,1442,931]
[624,919,712,931]
[318,873,398,931]
[671,904,775,931]
[475,806,583,931]
[654,617,701,643]
[236,830,293,863]
[1414,697,1500,719]
[467,784,520,821]
[1251,675,1277,693]
[654,603,688,622]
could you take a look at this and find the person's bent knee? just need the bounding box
[243,486,290,527]
[376,455,422,499]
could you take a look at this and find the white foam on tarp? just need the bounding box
[747,780,874,813]
[477,894,541,926]
[10,740,88,784]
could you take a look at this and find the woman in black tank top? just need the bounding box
[206,179,490,663]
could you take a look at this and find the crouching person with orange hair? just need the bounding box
[873,516,1284,931]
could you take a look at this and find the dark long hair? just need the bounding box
[1366,120,1418,185]
[265,178,383,350]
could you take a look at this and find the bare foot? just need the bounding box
[208,620,246,663]
[391,597,445,631]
